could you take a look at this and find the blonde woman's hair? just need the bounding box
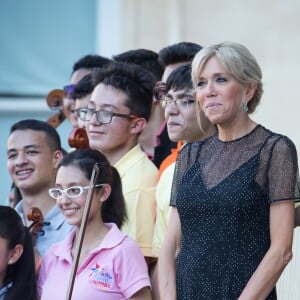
[191,41,263,113]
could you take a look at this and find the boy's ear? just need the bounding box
[129,118,147,134]
[53,150,63,168]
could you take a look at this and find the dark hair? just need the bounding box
[113,49,164,81]
[165,63,193,92]
[92,61,155,121]
[0,206,37,300]
[9,119,62,152]
[58,149,127,228]
[158,42,203,68]
[72,54,111,73]
[9,182,22,208]
[72,74,93,100]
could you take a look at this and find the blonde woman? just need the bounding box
[158,42,299,300]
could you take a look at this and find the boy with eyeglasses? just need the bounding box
[79,61,158,268]
[63,54,111,128]
[113,48,164,161]
[153,64,216,257]
[153,42,203,168]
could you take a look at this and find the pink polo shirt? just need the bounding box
[38,223,150,300]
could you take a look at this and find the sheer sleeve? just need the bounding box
[170,142,196,206]
[266,136,300,203]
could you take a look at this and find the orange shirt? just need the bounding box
[157,141,183,180]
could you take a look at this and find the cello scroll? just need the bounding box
[46,89,66,128]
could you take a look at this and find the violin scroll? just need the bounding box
[46,89,65,110]
[46,89,90,149]
[27,207,45,245]
[46,89,66,128]
[28,207,43,224]
[68,128,90,149]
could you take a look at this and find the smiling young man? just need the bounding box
[6,119,72,258]
[79,62,158,264]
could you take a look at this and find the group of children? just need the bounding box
[1,41,206,299]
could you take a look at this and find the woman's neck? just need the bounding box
[217,116,257,142]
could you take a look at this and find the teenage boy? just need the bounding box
[154,41,203,167]
[80,62,158,263]
[113,48,164,160]
[153,64,215,255]
[63,54,111,128]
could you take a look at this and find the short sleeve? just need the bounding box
[115,238,151,298]
[170,142,195,206]
[267,136,300,203]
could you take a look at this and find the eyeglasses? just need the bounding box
[79,108,138,124]
[74,107,84,118]
[63,84,75,98]
[48,184,103,200]
[160,97,195,109]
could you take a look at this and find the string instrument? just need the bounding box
[27,207,47,244]
[66,163,100,300]
[68,127,90,149]
[27,207,50,273]
[46,88,90,149]
[46,89,66,128]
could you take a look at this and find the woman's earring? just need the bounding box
[242,102,249,112]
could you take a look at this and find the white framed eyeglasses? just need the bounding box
[48,184,103,200]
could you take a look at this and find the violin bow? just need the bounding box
[65,163,100,300]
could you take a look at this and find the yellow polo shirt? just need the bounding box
[152,161,176,256]
[115,144,158,257]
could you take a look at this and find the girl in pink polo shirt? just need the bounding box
[38,149,151,300]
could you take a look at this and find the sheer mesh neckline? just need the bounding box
[196,124,270,190]
[215,124,261,144]
[172,124,299,205]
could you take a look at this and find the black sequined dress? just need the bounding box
[171,125,299,300]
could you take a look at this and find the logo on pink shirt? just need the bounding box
[88,263,113,289]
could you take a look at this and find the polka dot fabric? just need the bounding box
[171,125,299,299]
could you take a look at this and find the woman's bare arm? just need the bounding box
[295,205,300,227]
[239,201,294,299]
